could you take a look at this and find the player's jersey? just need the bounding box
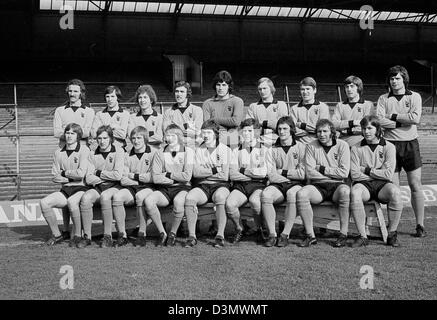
[53,103,95,140]
[151,145,194,186]
[229,142,273,182]
[268,138,306,184]
[52,143,90,187]
[246,100,289,146]
[163,103,203,147]
[305,138,350,184]
[331,99,374,147]
[202,95,244,131]
[192,141,231,184]
[350,138,396,182]
[290,100,330,144]
[85,145,124,186]
[128,109,163,147]
[376,90,422,141]
[120,145,156,186]
[91,107,130,147]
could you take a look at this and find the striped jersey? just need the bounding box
[376,89,422,141]
[53,103,95,139]
[229,142,273,182]
[268,138,306,184]
[246,100,289,146]
[120,145,156,186]
[350,138,396,182]
[305,138,350,183]
[192,141,231,184]
[202,95,244,131]
[90,107,130,145]
[127,109,164,146]
[51,143,90,187]
[290,100,330,144]
[151,145,194,186]
[331,98,374,147]
[85,145,124,186]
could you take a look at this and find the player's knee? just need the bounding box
[296,189,309,202]
[80,194,93,209]
[261,189,274,204]
[212,191,228,205]
[350,188,363,202]
[225,198,238,213]
[286,190,297,204]
[409,180,422,193]
[100,193,113,203]
[40,198,50,211]
[144,197,156,211]
[67,199,79,212]
[388,187,401,201]
[112,193,124,203]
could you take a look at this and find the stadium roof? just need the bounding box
[35,0,437,23]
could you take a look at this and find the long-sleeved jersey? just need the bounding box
[246,100,289,146]
[350,138,396,182]
[331,99,374,146]
[90,107,130,146]
[376,89,422,141]
[202,95,244,131]
[120,145,156,186]
[305,138,350,184]
[163,103,203,146]
[151,145,194,186]
[268,139,306,184]
[53,103,95,139]
[127,109,163,146]
[192,141,231,184]
[85,145,124,186]
[229,142,273,182]
[51,143,90,187]
[290,100,330,144]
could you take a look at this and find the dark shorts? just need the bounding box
[313,182,345,202]
[95,182,122,194]
[270,181,303,197]
[389,139,422,172]
[233,180,267,198]
[125,184,155,200]
[60,185,90,199]
[197,182,231,202]
[354,180,389,202]
[158,185,191,204]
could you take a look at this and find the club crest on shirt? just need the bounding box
[216,154,220,162]
[116,115,120,121]
[74,157,78,164]
[81,112,85,118]
[109,156,113,163]
[227,106,232,111]
[405,100,410,109]
[357,107,362,113]
[273,106,278,112]
[152,120,155,126]
[178,157,184,164]
[145,159,149,165]
[293,152,298,160]
[379,151,384,159]
[314,109,318,115]
[189,112,193,119]
[334,153,338,160]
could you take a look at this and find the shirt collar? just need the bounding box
[95,144,116,155]
[137,109,158,117]
[64,102,86,110]
[257,99,278,108]
[171,101,191,110]
[129,145,151,156]
[61,143,81,153]
[297,99,320,108]
[274,137,296,147]
[342,97,365,105]
[388,89,412,97]
[360,137,386,146]
[163,144,185,153]
[102,106,122,113]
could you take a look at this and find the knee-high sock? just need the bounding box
[387,197,403,232]
[100,200,113,236]
[227,209,242,232]
[297,199,315,237]
[80,203,93,238]
[338,197,350,236]
[62,208,70,232]
[411,190,424,226]
[215,204,227,238]
[185,200,198,238]
[112,201,126,237]
[171,210,184,235]
[282,200,297,237]
[70,207,82,237]
[261,201,276,237]
[350,201,367,238]
[146,204,165,234]
[42,207,61,237]
[137,205,147,235]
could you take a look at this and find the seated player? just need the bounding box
[112,126,157,247]
[40,123,90,246]
[261,116,306,247]
[128,84,163,149]
[290,77,330,144]
[91,85,130,150]
[332,75,374,147]
[350,115,403,247]
[296,119,351,248]
[79,125,124,248]
[146,124,194,247]
[184,120,231,248]
[246,77,288,146]
[163,81,203,148]
[226,118,272,244]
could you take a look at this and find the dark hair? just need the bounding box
[134,85,157,106]
[174,81,192,99]
[315,119,336,141]
[96,125,114,144]
[344,75,363,96]
[201,119,220,138]
[105,85,122,100]
[360,115,383,139]
[239,117,261,130]
[276,116,296,141]
[129,125,148,143]
[64,123,83,141]
[300,77,317,89]
[387,65,409,90]
[65,79,86,100]
[212,70,234,94]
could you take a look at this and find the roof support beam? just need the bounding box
[174,2,184,15]
[103,1,111,12]
[240,5,253,17]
